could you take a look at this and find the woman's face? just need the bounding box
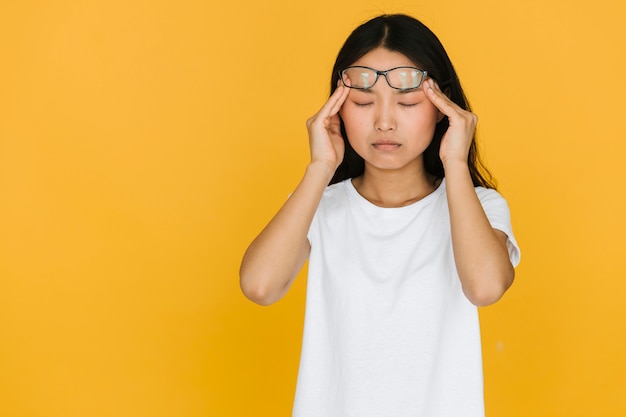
[339,47,441,174]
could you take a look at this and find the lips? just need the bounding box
[372,140,401,151]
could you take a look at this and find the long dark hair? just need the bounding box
[329,14,496,189]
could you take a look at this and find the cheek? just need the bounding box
[339,108,367,135]
[407,105,440,128]
[339,109,370,155]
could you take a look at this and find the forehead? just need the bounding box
[350,47,416,70]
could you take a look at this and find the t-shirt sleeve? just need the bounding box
[475,188,521,267]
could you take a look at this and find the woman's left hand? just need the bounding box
[423,78,477,166]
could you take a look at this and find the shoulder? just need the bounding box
[312,179,353,222]
[319,179,351,208]
[308,180,352,242]
[475,186,520,262]
[474,186,509,209]
[472,186,514,233]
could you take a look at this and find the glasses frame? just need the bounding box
[339,66,428,91]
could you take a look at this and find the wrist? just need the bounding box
[442,157,469,173]
[306,160,336,183]
[442,158,474,189]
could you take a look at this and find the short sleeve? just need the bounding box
[475,188,521,267]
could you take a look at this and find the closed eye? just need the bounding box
[354,102,373,107]
[397,90,421,107]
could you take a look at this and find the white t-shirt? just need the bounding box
[293,178,520,417]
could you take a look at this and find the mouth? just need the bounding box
[372,141,401,151]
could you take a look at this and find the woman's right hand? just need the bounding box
[305,84,350,172]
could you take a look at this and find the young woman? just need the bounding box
[240,14,520,417]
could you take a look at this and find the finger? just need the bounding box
[328,84,350,116]
[425,79,479,129]
[328,113,342,136]
[308,85,349,130]
[321,83,349,117]
[424,78,462,116]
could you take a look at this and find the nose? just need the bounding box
[374,100,396,132]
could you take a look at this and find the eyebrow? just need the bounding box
[398,89,420,95]
[355,88,420,95]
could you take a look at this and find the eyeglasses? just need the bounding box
[339,66,428,91]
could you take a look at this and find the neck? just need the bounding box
[351,163,439,208]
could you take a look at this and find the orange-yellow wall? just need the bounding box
[1,1,625,416]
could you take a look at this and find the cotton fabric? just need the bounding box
[293,179,520,417]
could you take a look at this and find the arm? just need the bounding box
[239,84,350,306]
[424,79,514,306]
[443,160,514,306]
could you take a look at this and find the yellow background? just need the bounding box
[1,0,625,416]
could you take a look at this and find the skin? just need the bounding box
[240,47,514,307]
[339,49,442,206]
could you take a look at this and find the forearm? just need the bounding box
[444,160,514,306]
[239,162,335,305]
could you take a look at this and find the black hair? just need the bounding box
[329,14,496,189]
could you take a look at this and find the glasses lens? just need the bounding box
[342,67,425,90]
[387,68,425,90]
[341,67,377,89]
